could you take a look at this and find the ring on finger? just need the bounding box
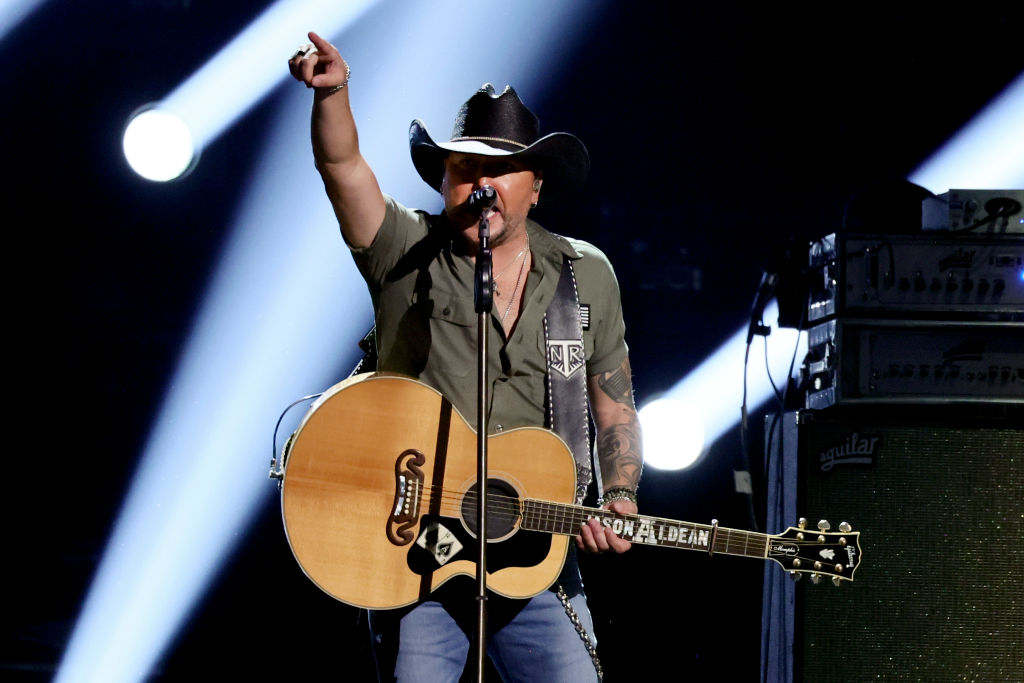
[291,44,315,60]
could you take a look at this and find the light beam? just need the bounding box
[59,1,608,681]
[640,301,803,470]
[0,0,48,43]
[910,72,1024,190]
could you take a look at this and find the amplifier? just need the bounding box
[761,408,1024,683]
[802,318,1024,409]
[807,232,1024,322]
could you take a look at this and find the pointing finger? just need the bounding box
[308,31,334,54]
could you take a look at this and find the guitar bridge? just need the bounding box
[387,449,425,546]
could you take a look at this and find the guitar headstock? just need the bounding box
[767,518,861,585]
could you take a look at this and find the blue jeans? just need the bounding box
[368,575,599,682]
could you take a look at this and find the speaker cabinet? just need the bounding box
[762,407,1023,682]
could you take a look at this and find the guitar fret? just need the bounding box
[715,528,770,558]
[520,500,776,559]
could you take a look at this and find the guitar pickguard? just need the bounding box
[414,519,463,565]
[407,514,552,575]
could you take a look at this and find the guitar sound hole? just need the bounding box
[460,479,520,541]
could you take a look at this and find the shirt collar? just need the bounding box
[525,217,582,263]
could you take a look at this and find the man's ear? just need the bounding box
[530,176,543,209]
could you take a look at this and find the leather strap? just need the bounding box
[544,259,595,504]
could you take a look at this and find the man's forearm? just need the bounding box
[596,413,642,490]
[591,358,643,491]
[311,88,361,169]
[306,73,385,247]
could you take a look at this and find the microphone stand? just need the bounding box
[471,190,495,683]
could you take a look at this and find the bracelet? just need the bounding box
[320,63,352,97]
[599,486,638,507]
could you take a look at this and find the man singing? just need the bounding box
[289,31,642,682]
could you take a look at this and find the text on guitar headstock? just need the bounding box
[767,518,862,586]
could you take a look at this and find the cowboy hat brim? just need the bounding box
[409,119,590,194]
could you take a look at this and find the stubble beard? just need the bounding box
[489,211,526,249]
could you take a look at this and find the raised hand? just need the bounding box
[287,31,349,90]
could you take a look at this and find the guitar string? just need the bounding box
[417,486,694,529]
[393,486,848,572]
[405,479,839,544]
[434,487,813,549]
[419,495,770,553]
[401,489,850,567]
[407,486,778,552]
[412,489,616,533]
[398,490,849,576]
[415,486,834,551]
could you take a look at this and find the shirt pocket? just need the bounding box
[424,290,476,378]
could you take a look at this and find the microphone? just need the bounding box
[468,185,497,216]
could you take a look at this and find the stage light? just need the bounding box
[118,0,379,182]
[639,398,706,470]
[122,108,196,182]
[58,2,609,681]
[640,301,804,471]
[0,0,47,42]
[162,0,378,151]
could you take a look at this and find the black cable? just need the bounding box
[751,280,810,537]
[764,335,785,408]
[739,334,759,532]
[271,392,323,473]
[949,197,1022,235]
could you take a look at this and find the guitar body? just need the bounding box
[281,373,576,610]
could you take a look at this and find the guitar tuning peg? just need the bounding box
[798,517,808,529]
[839,521,852,533]
[817,520,831,532]
[832,576,842,587]
[810,573,822,585]
[790,571,802,582]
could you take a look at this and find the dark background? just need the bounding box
[5,1,1023,680]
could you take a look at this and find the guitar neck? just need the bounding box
[521,499,770,559]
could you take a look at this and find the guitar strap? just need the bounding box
[544,257,597,505]
[544,258,605,680]
[350,326,378,376]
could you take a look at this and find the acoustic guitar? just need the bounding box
[279,373,862,609]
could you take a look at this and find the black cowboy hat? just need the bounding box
[409,83,590,194]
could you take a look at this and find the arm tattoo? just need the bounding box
[592,358,642,489]
[596,416,643,489]
[597,359,634,406]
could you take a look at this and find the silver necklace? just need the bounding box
[500,233,530,326]
[493,238,529,299]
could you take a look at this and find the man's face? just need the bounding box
[441,152,541,248]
